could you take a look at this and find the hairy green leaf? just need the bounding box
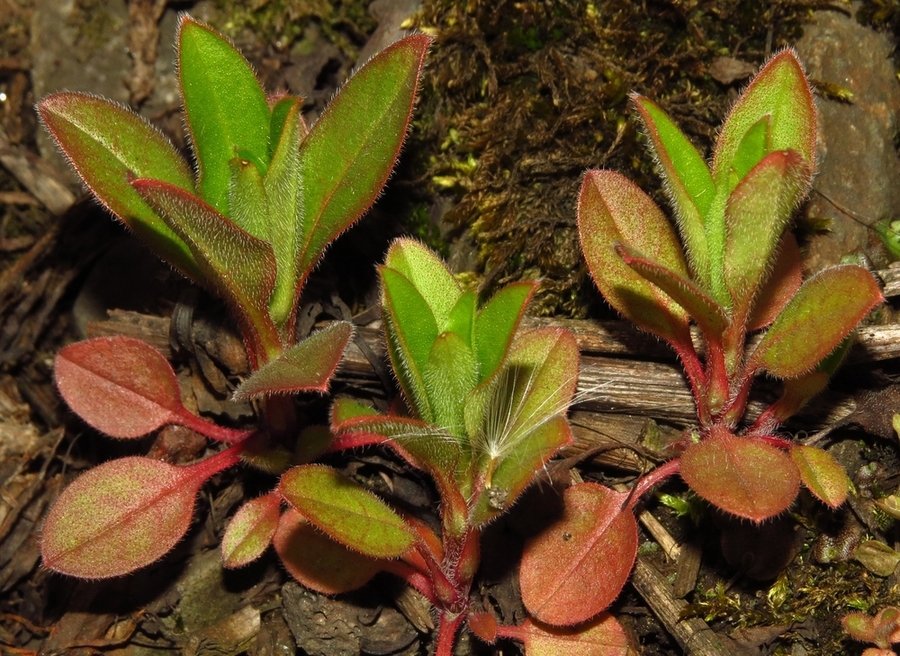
[384,238,461,331]
[791,445,850,508]
[222,493,281,568]
[474,281,537,382]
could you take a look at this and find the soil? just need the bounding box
[3,1,900,655]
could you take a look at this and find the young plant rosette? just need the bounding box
[289,239,631,655]
[519,49,883,627]
[39,16,431,579]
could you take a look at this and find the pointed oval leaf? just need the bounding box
[724,150,809,323]
[222,493,282,568]
[295,35,431,285]
[273,509,382,594]
[132,179,282,360]
[520,483,638,626]
[384,238,462,330]
[616,242,728,339]
[712,50,816,188]
[55,336,183,438]
[512,615,635,656]
[749,265,882,378]
[578,170,692,347]
[279,464,413,558]
[41,457,201,577]
[680,429,799,520]
[233,322,353,400]
[633,95,713,279]
[747,232,803,331]
[178,16,270,214]
[474,281,538,382]
[422,331,478,438]
[38,93,202,282]
[791,445,850,508]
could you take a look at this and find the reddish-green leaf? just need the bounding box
[578,170,692,349]
[295,35,431,289]
[724,150,809,325]
[41,448,241,578]
[520,483,638,626]
[38,93,202,282]
[273,508,382,594]
[679,429,799,520]
[616,242,728,339]
[791,445,850,508]
[384,238,461,331]
[498,615,635,656]
[178,16,270,214]
[279,465,413,558]
[233,321,352,400]
[222,493,281,568]
[55,336,184,438]
[747,232,803,331]
[749,265,882,378]
[132,179,282,360]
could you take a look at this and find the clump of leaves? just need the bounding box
[519,49,883,627]
[39,16,430,578]
[292,239,631,655]
[843,606,900,655]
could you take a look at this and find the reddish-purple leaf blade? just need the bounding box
[749,265,883,378]
[680,428,799,521]
[222,493,281,568]
[499,615,635,656]
[233,322,353,400]
[578,170,692,349]
[273,508,382,594]
[791,445,850,508]
[55,336,183,438]
[520,483,638,626]
[131,179,282,360]
[42,458,198,577]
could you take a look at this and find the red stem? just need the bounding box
[754,434,794,450]
[382,560,437,605]
[185,438,248,483]
[435,611,467,656]
[175,408,253,443]
[670,340,709,425]
[627,458,680,510]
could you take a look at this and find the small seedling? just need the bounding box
[519,49,883,627]
[265,239,631,654]
[39,16,430,578]
[843,606,900,655]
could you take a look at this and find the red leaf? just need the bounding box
[222,492,281,568]
[500,615,635,656]
[680,428,800,521]
[273,508,382,594]
[520,483,638,626]
[55,336,184,438]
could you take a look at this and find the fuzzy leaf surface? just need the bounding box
[178,16,270,214]
[55,336,184,438]
[384,238,462,331]
[295,35,431,288]
[508,616,635,656]
[38,93,201,281]
[233,322,352,399]
[279,464,413,558]
[679,429,799,520]
[221,493,281,568]
[132,179,281,359]
[747,232,803,331]
[42,457,201,577]
[520,483,638,626]
[750,265,882,378]
[791,445,850,508]
[724,150,808,323]
[273,509,381,594]
[633,95,713,279]
[578,170,691,347]
[474,281,537,382]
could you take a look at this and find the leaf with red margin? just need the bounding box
[279,464,414,558]
[55,336,186,438]
[791,445,850,508]
[520,483,638,626]
[747,232,803,331]
[494,615,636,656]
[273,508,382,594]
[232,322,353,399]
[749,265,882,379]
[680,428,799,521]
[41,447,241,578]
[222,492,281,568]
[578,170,692,350]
